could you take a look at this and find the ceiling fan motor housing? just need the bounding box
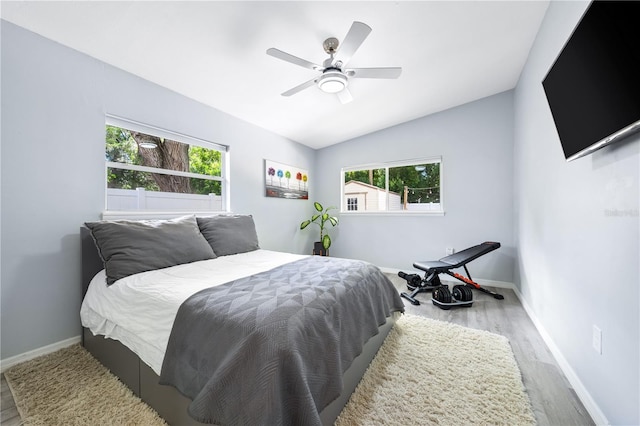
[266,21,400,103]
[323,37,340,54]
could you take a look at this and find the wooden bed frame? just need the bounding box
[80,227,397,425]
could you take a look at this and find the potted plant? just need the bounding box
[300,202,339,256]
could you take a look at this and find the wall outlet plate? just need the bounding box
[592,325,602,354]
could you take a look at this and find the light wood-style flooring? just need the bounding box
[1,373,20,426]
[1,275,594,425]
[387,273,594,425]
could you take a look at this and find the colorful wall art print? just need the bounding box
[265,160,308,199]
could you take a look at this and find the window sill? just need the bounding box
[339,210,445,217]
[101,210,229,220]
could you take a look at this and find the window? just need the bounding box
[105,115,228,213]
[341,157,442,214]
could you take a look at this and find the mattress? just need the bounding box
[80,249,307,375]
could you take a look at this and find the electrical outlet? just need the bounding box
[592,325,602,354]
[446,247,455,255]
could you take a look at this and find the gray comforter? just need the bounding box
[159,255,404,425]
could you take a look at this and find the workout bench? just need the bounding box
[399,241,504,308]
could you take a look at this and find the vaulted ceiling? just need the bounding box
[1,1,549,149]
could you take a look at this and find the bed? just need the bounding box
[80,214,404,425]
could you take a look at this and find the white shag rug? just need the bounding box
[4,344,166,426]
[5,315,535,425]
[335,314,536,426]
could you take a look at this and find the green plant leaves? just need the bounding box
[322,234,331,250]
[300,220,311,230]
[301,201,339,250]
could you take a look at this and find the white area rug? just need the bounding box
[336,314,536,425]
[5,344,166,425]
[5,314,534,425]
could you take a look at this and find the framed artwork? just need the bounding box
[264,160,309,199]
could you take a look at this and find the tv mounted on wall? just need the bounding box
[542,0,640,162]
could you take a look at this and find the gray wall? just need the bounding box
[0,21,315,359]
[513,1,639,424]
[316,91,515,283]
[4,7,639,423]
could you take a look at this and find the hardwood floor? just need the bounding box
[0,276,594,426]
[388,273,594,426]
[1,373,21,426]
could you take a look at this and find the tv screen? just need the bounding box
[543,0,640,162]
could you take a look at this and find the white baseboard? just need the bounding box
[0,335,81,373]
[1,279,609,426]
[511,287,609,426]
[382,265,608,425]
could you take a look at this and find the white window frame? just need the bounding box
[340,156,444,216]
[104,114,230,219]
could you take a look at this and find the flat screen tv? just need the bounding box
[542,0,640,162]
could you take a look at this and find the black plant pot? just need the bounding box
[313,241,328,256]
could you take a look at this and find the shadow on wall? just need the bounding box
[591,133,640,170]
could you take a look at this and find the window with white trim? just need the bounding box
[341,158,442,213]
[105,115,228,212]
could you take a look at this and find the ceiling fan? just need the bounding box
[266,21,402,104]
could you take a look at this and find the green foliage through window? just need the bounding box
[106,125,158,190]
[389,163,440,204]
[344,169,386,189]
[106,125,222,195]
[189,145,222,195]
[342,159,442,212]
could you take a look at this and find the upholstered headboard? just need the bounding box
[81,226,104,298]
[80,214,260,297]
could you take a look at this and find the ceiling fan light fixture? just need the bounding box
[267,21,400,101]
[317,70,348,94]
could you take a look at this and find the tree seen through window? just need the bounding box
[342,159,441,212]
[106,125,222,195]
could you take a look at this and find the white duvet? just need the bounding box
[80,249,307,375]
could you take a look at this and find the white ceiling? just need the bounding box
[1,1,549,149]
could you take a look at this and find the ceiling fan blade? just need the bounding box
[267,48,322,71]
[333,21,372,67]
[281,77,318,97]
[348,67,402,79]
[336,88,354,104]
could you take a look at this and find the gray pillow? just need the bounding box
[196,215,260,256]
[85,215,216,285]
